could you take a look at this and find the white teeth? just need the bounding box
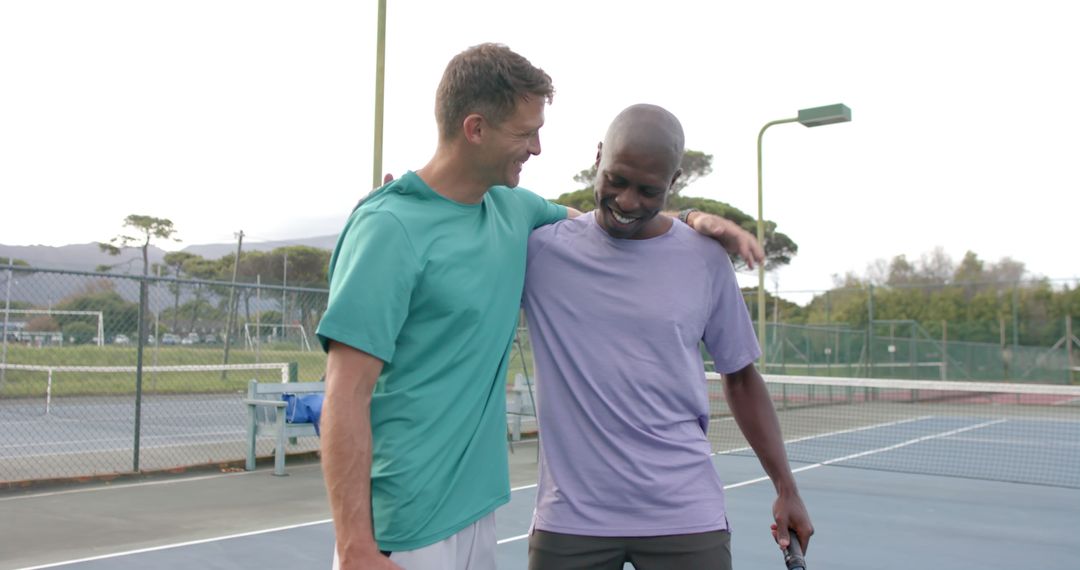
[611,209,636,224]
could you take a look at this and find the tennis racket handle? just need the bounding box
[783,532,806,570]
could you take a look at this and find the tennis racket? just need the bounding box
[783,531,806,570]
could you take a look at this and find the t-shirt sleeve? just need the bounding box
[516,187,567,229]
[315,210,419,363]
[702,252,762,374]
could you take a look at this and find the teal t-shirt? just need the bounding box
[316,171,566,551]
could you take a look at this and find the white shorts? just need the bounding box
[332,512,496,570]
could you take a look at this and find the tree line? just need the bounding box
[12,174,1077,350]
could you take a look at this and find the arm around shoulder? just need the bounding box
[670,210,764,269]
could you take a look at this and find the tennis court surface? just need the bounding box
[2,375,1078,569]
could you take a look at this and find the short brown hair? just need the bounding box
[435,43,554,140]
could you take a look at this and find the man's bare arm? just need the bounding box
[322,341,401,570]
[723,363,813,553]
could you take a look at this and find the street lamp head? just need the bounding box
[798,103,851,127]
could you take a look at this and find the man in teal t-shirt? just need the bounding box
[319,171,565,552]
[316,44,567,570]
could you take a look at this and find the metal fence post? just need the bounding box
[1,258,12,387]
[867,284,875,378]
[133,277,147,473]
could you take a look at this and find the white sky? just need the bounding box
[2,0,1078,297]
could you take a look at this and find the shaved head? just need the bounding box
[601,104,685,176]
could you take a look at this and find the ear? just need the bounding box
[462,114,485,144]
[594,142,603,168]
[668,168,683,193]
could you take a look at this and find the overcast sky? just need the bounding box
[2,0,1077,297]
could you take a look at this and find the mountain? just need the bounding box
[0,243,169,274]
[0,236,340,309]
[179,234,338,260]
[0,235,339,274]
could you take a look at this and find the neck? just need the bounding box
[416,145,491,204]
[632,216,674,240]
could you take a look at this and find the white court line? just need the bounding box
[0,469,265,502]
[498,533,529,545]
[8,417,1009,565]
[11,519,333,570]
[0,410,251,425]
[0,430,246,452]
[499,416,1006,543]
[711,415,931,456]
[946,434,1080,447]
[731,417,1010,486]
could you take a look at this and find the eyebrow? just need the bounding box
[606,172,663,193]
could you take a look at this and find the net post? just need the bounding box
[284,361,298,384]
[1067,315,1074,385]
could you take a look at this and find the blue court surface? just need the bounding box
[3,412,1078,570]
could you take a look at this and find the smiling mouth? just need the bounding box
[609,207,639,225]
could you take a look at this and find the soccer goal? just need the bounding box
[243,323,312,352]
[1,309,104,347]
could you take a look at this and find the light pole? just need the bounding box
[372,0,387,189]
[757,103,851,373]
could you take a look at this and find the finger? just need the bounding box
[383,173,395,184]
[752,242,765,263]
[742,246,756,270]
[797,523,814,553]
[776,525,792,549]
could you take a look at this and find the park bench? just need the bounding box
[244,379,324,476]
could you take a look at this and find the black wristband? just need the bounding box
[678,208,698,225]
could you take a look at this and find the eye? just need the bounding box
[605,175,628,188]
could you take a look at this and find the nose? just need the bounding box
[613,188,641,212]
[528,132,541,156]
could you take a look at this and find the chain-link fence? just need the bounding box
[3,264,1077,484]
[0,264,329,483]
[742,278,1080,383]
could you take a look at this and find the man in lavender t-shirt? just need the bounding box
[522,104,813,569]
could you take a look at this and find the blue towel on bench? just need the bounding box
[282,393,324,435]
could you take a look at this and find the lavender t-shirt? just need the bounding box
[522,212,761,536]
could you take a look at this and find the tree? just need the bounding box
[919,247,954,285]
[26,315,59,332]
[227,246,331,336]
[63,322,97,345]
[162,251,201,332]
[886,255,917,286]
[54,283,140,339]
[98,215,181,343]
[172,255,220,335]
[560,149,798,271]
[98,215,181,277]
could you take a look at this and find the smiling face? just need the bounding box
[593,105,684,239]
[478,95,545,189]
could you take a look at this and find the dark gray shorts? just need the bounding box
[528,528,732,570]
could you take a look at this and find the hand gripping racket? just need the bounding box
[783,531,806,570]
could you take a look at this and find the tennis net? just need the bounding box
[0,362,299,482]
[706,374,1080,488]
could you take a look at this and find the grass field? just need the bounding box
[0,345,326,397]
[0,341,537,398]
